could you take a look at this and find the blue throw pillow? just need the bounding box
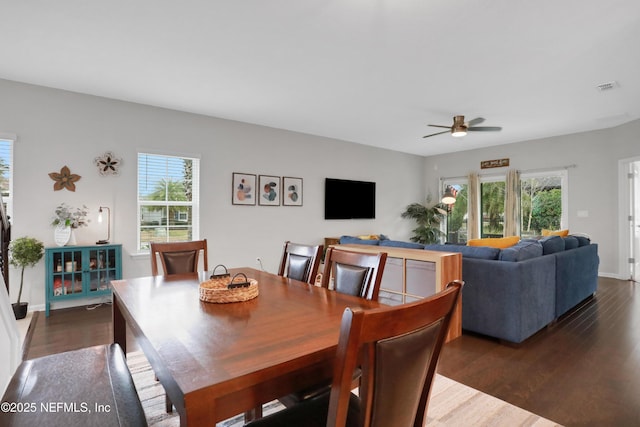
[563,236,579,250]
[540,235,565,254]
[380,240,425,249]
[499,240,543,262]
[571,235,591,247]
[424,244,500,260]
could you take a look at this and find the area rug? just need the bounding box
[127,351,561,426]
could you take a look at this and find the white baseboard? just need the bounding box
[30,295,112,315]
[598,272,628,280]
[29,303,45,312]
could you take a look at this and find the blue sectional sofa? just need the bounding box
[339,235,599,343]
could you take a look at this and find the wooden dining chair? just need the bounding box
[150,239,208,276]
[149,239,208,413]
[277,241,323,285]
[246,280,464,427]
[319,247,387,300]
[277,248,387,408]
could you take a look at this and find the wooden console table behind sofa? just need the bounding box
[334,243,462,341]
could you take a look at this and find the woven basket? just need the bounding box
[199,266,258,303]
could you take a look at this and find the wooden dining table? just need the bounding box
[111,267,383,426]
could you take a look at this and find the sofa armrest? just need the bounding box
[554,243,599,317]
[462,255,556,343]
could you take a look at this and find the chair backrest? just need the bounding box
[327,280,464,427]
[277,241,323,285]
[150,239,208,276]
[320,248,387,301]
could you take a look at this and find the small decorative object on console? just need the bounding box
[51,203,90,229]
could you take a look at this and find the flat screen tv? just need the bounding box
[324,178,376,220]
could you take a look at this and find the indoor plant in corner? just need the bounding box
[9,236,44,319]
[401,197,447,244]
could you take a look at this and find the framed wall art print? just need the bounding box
[232,173,256,205]
[258,175,280,206]
[282,177,303,206]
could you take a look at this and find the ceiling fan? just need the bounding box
[423,115,502,139]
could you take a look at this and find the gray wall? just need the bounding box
[424,119,640,277]
[0,79,425,310]
[2,76,637,311]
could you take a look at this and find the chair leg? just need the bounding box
[166,395,173,413]
[244,405,262,422]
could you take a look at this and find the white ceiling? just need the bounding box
[1,0,639,156]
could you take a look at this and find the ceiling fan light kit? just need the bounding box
[423,115,502,139]
[451,125,467,137]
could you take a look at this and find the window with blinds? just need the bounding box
[0,138,13,218]
[137,153,200,251]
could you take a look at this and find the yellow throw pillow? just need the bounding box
[541,229,569,237]
[357,234,379,240]
[467,236,520,249]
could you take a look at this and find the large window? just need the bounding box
[520,171,567,238]
[442,169,567,242]
[445,182,468,244]
[480,179,506,238]
[137,153,200,251]
[0,137,14,218]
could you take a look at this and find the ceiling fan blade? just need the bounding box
[428,124,451,129]
[467,117,485,127]
[422,130,450,138]
[467,126,502,132]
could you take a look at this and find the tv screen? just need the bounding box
[324,178,376,220]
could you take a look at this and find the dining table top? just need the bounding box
[111,267,384,426]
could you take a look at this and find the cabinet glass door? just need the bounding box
[51,250,83,297]
[88,248,117,293]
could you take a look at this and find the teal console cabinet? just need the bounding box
[45,244,122,316]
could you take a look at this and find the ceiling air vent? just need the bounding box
[596,81,618,91]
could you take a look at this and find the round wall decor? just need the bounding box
[94,151,122,176]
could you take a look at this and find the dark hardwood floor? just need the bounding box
[25,278,640,426]
[439,277,640,426]
[26,303,118,360]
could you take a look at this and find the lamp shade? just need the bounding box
[97,206,110,244]
[441,186,457,204]
[451,124,467,137]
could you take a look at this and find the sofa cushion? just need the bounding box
[499,240,543,262]
[467,236,519,249]
[571,235,591,247]
[379,240,425,249]
[339,236,380,245]
[424,244,500,260]
[563,236,579,250]
[540,235,565,254]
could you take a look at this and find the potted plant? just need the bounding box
[401,197,447,244]
[9,236,44,319]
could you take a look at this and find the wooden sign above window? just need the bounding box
[481,158,510,169]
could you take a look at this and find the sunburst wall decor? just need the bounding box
[94,151,122,176]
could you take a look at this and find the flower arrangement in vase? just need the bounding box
[51,203,90,245]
